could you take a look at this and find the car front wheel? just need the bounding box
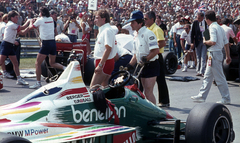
[185,103,234,143]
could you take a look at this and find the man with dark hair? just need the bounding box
[173,14,185,62]
[127,10,159,105]
[144,11,170,107]
[29,6,66,89]
[0,10,31,85]
[155,15,168,38]
[50,10,64,35]
[191,12,208,77]
[90,9,117,89]
[191,10,232,105]
[221,18,238,44]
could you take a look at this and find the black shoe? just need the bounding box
[213,80,217,86]
[235,78,240,83]
[158,103,170,107]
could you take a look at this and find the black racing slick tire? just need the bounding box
[185,103,234,143]
[162,52,178,75]
[0,132,31,143]
[83,57,95,86]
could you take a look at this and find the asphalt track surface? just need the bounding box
[0,67,239,142]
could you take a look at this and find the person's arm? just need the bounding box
[94,44,112,73]
[158,40,166,50]
[180,39,186,52]
[232,37,238,45]
[173,32,177,47]
[128,54,137,66]
[63,17,70,32]
[17,27,30,35]
[81,22,88,34]
[224,43,231,64]
[20,19,30,30]
[72,18,81,29]
[145,48,159,61]
[203,38,216,46]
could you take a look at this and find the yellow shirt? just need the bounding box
[147,23,165,53]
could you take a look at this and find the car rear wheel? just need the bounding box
[162,52,178,75]
[0,132,31,143]
[185,103,234,143]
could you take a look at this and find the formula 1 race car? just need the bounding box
[0,61,235,143]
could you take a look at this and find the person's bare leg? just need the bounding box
[102,74,111,87]
[90,71,109,89]
[8,55,20,76]
[0,55,7,71]
[35,54,47,81]
[49,54,64,70]
[141,77,157,105]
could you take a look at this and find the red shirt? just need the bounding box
[236,31,240,42]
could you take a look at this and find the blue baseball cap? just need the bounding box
[126,10,143,23]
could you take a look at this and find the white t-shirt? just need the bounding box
[33,17,55,40]
[67,21,80,35]
[221,24,235,41]
[94,23,117,60]
[3,21,20,44]
[208,22,228,51]
[180,30,192,45]
[173,22,184,35]
[56,19,64,35]
[133,26,159,63]
[0,22,6,42]
[122,23,134,36]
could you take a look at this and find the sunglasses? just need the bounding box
[144,18,148,20]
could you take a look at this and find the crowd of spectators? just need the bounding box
[0,0,240,39]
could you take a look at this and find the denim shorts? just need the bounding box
[39,40,57,55]
[0,41,16,56]
[140,60,160,78]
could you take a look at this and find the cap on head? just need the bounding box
[126,10,143,23]
[79,12,86,18]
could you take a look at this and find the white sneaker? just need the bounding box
[216,99,230,105]
[29,82,42,89]
[191,95,205,103]
[3,72,14,79]
[16,78,29,85]
[189,65,196,69]
[182,66,187,72]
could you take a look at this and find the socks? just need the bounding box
[17,75,21,80]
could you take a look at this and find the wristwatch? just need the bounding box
[98,63,103,67]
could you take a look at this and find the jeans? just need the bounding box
[195,42,207,74]
[176,35,182,60]
[168,39,176,55]
[68,35,77,43]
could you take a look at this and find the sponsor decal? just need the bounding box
[66,94,91,103]
[7,128,48,137]
[74,98,91,103]
[113,131,136,143]
[73,44,87,47]
[149,42,158,47]
[57,88,88,99]
[149,36,155,40]
[71,105,126,123]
